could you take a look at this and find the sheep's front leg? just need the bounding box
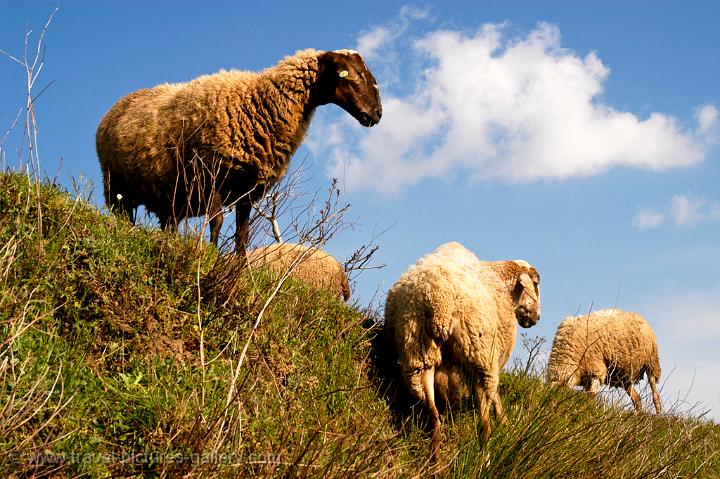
[421,367,442,461]
[159,213,177,232]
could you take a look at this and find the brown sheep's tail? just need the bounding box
[341,273,351,302]
[647,342,662,381]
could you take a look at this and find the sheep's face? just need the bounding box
[315,50,382,127]
[513,266,541,328]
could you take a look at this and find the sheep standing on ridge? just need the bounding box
[246,242,350,301]
[384,242,541,458]
[547,309,663,414]
[96,49,382,254]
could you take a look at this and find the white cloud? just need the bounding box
[309,17,718,194]
[696,104,719,139]
[636,194,720,230]
[671,194,703,227]
[632,209,664,231]
[670,194,720,227]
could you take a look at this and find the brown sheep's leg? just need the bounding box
[421,368,442,462]
[649,376,663,414]
[474,382,492,445]
[208,192,223,245]
[625,383,643,412]
[234,200,252,257]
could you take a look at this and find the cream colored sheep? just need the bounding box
[547,309,662,413]
[246,242,350,301]
[384,242,541,458]
[96,49,382,254]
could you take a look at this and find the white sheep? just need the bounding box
[245,242,350,301]
[96,49,382,254]
[547,309,663,414]
[384,242,541,457]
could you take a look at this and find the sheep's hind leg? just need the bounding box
[208,192,223,245]
[104,176,136,223]
[421,368,442,462]
[234,200,252,257]
[625,383,643,412]
[649,375,663,414]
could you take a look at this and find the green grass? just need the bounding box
[1,170,718,478]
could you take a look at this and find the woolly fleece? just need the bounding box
[384,241,541,452]
[246,242,350,301]
[97,48,381,251]
[547,308,662,413]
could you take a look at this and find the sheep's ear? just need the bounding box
[518,273,538,300]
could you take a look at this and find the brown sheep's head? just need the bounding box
[315,50,382,127]
[511,260,541,328]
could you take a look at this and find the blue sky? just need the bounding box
[2,1,719,421]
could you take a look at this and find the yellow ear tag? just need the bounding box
[339,70,349,78]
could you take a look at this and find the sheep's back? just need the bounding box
[387,258,508,370]
[247,243,349,300]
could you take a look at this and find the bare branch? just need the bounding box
[0,48,24,66]
[0,108,23,149]
[30,79,55,105]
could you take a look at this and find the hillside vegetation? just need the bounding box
[1,171,718,478]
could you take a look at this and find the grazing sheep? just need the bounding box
[384,242,541,457]
[547,309,663,414]
[246,242,350,301]
[96,49,382,254]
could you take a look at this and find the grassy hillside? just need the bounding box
[1,171,718,478]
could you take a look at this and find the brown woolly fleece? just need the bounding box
[246,242,350,302]
[96,49,381,253]
[547,309,663,413]
[384,242,541,457]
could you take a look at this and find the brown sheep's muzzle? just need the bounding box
[358,107,382,127]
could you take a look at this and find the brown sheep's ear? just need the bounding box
[518,273,538,301]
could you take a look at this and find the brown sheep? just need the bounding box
[96,49,382,254]
[246,242,350,301]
